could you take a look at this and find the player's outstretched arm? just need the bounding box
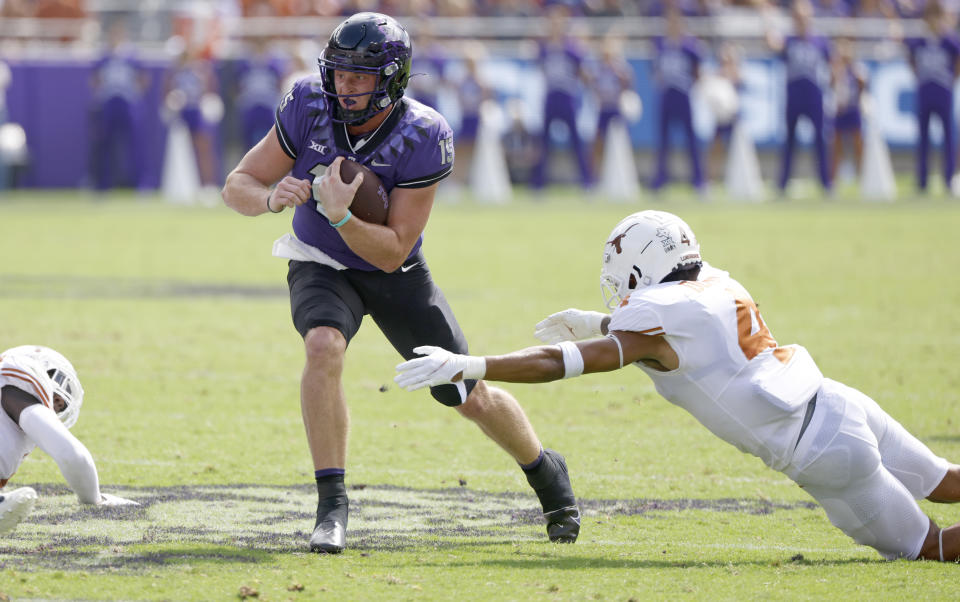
[396,331,665,391]
[17,403,136,506]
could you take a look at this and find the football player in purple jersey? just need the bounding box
[765,0,833,194]
[904,0,960,193]
[222,12,580,554]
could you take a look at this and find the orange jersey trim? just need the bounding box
[1,367,53,409]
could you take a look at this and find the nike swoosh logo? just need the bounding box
[371,160,391,167]
[400,262,420,273]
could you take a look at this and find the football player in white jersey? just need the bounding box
[0,345,137,535]
[396,210,960,562]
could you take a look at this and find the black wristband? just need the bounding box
[266,190,281,213]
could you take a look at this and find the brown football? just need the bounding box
[339,158,389,225]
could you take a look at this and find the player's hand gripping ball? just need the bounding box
[340,159,390,225]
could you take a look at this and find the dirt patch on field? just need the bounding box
[0,483,816,572]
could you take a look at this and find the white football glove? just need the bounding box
[394,345,486,392]
[534,309,607,343]
[97,493,139,507]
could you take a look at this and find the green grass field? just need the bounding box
[1,188,959,600]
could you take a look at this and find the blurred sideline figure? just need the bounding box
[89,19,148,192]
[397,209,960,563]
[502,97,539,184]
[0,59,12,190]
[765,0,833,195]
[453,41,492,187]
[407,20,448,112]
[530,4,594,190]
[707,41,743,181]
[904,0,960,193]
[164,38,222,189]
[830,36,867,184]
[0,345,138,535]
[650,7,704,194]
[590,30,635,173]
[222,12,580,554]
[235,37,287,151]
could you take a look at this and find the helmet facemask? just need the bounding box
[47,365,83,429]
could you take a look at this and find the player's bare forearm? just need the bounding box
[336,219,414,273]
[337,183,434,273]
[484,346,567,383]
[483,338,628,383]
[222,170,273,216]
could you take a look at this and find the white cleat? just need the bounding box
[0,487,38,535]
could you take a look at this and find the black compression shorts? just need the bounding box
[287,252,476,406]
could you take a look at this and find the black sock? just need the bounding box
[315,473,347,506]
[523,450,575,513]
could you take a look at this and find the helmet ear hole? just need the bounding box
[628,273,637,290]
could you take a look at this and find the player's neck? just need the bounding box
[346,104,395,136]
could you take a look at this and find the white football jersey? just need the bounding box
[0,350,55,486]
[608,264,823,471]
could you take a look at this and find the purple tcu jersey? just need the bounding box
[275,75,455,271]
[907,35,960,92]
[539,39,585,96]
[655,36,701,94]
[783,35,830,91]
[237,56,285,110]
[93,50,141,103]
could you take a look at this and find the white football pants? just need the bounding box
[784,378,949,560]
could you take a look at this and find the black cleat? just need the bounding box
[525,448,580,543]
[544,505,581,543]
[310,497,348,554]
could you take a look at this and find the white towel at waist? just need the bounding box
[272,233,347,270]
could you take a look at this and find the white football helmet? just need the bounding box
[4,345,84,428]
[600,210,702,309]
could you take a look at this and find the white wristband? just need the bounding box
[557,341,584,379]
[461,355,486,380]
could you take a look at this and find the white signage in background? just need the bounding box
[454,56,957,149]
[868,61,922,145]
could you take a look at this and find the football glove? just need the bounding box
[534,309,607,343]
[395,346,486,391]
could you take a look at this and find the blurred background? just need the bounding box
[0,0,956,202]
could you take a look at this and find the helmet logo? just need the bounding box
[606,223,640,254]
[655,227,676,253]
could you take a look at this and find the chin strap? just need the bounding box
[940,528,945,562]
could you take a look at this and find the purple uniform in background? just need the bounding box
[236,55,286,150]
[651,35,703,191]
[834,61,864,132]
[90,48,143,190]
[530,38,593,189]
[456,74,484,141]
[169,60,214,132]
[408,46,446,112]
[779,34,832,191]
[275,76,454,271]
[592,56,634,141]
[906,34,960,190]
